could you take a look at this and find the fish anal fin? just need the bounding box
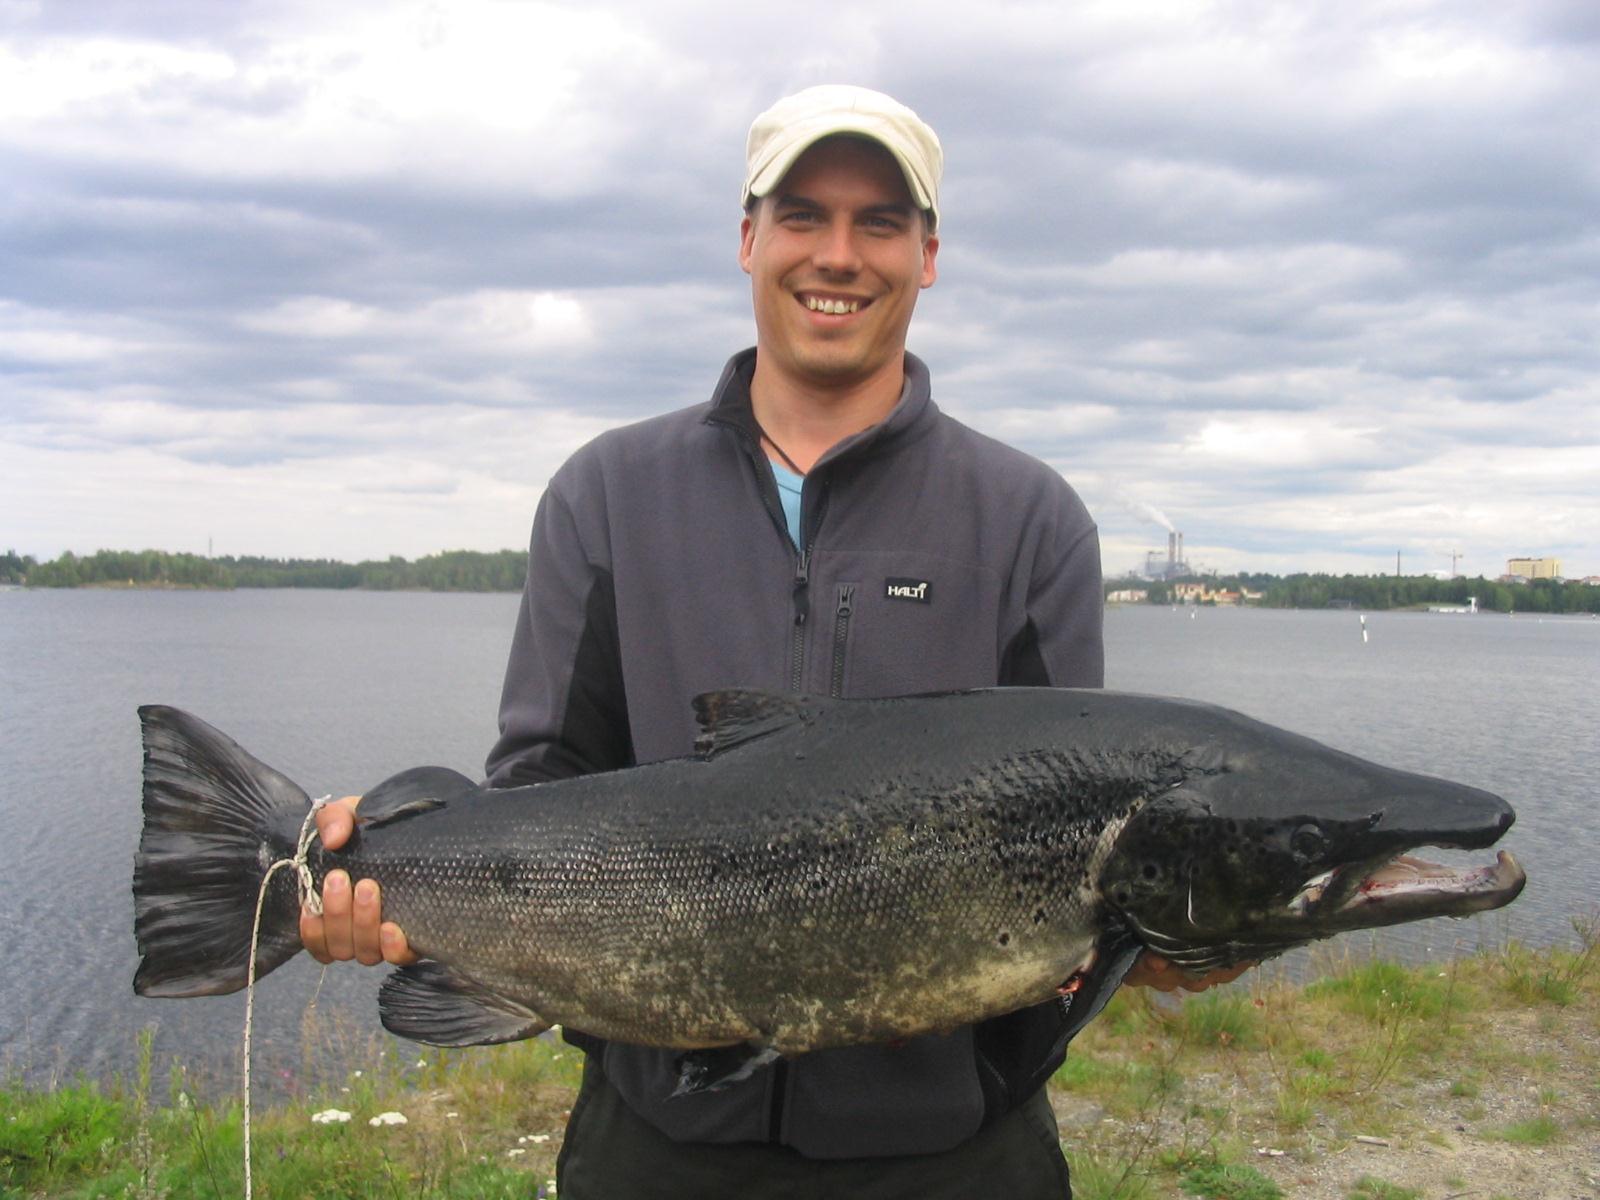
[671,1044,782,1097]
[357,767,478,828]
[378,961,549,1047]
[692,690,816,758]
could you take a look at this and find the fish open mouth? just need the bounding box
[1292,850,1525,928]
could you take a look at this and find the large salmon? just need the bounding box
[132,689,1523,1092]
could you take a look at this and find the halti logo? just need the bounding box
[884,578,932,603]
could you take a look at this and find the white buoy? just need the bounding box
[1360,614,1368,644]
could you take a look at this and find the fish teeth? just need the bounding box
[804,296,861,315]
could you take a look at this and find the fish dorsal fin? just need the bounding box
[357,766,477,828]
[692,690,813,759]
[378,961,549,1047]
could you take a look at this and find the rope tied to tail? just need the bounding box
[243,795,331,1200]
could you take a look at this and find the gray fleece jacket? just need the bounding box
[486,348,1104,1159]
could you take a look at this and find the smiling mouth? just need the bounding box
[800,295,867,315]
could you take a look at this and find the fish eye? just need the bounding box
[1290,824,1327,860]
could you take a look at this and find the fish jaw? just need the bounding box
[1098,713,1525,971]
[1291,849,1526,932]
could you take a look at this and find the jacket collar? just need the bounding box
[703,347,936,469]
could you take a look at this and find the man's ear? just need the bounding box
[920,233,939,289]
[738,211,756,276]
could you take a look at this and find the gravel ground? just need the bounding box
[1052,1000,1600,1199]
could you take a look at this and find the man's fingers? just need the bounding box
[352,878,385,965]
[315,795,360,851]
[381,922,420,967]
[301,908,331,963]
[319,870,353,960]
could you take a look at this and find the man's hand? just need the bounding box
[299,796,418,967]
[1123,951,1251,993]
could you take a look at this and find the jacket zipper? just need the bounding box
[773,478,829,1144]
[788,547,810,692]
[786,480,830,693]
[829,583,855,698]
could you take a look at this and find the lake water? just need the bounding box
[0,589,1594,1093]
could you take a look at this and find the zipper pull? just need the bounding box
[793,548,811,626]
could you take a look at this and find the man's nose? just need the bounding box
[812,217,863,274]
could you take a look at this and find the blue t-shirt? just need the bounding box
[771,461,803,548]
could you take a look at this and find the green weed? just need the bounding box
[1347,1177,1421,1199]
[1167,991,1259,1049]
[1492,1114,1560,1145]
[1178,1157,1283,1199]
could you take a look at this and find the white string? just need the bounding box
[243,796,329,1200]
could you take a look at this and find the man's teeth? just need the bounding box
[805,297,860,315]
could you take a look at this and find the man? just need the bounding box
[305,84,1238,1197]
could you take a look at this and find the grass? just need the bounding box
[1346,1178,1421,1199]
[1054,914,1599,1199]
[1178,1158,1283,1199]
[2,917,1595,1198]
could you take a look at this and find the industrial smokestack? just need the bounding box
[1168,532,1176,575]
[1177,532,1183,572]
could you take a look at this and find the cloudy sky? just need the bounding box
[4,0,1597,580]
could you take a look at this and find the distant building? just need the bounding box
[1506,557,1561,580]
[1106,588,1149,604]
[1169,581,1256,606]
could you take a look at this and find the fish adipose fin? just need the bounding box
[133,706,311,998]
[671,1043,782,1097]
[379,961,550,1047]
[356,766,477,829]
[692,690,818,758]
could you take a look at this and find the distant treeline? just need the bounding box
[8,548,527,592]
[1117,572,1600,614]
[7,548,1597,611]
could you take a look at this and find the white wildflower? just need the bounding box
[446,1111,460,1119]
[368,1111,408,1127]
[416,1058,428,1068]
[311,1109,353,1125]
[507,1147,526,1157]
[530,1134,551,1144]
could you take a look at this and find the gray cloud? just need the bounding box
[2,0,1596,578]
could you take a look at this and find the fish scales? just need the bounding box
[133,687,1524,1091]
[312,728,1132,1050]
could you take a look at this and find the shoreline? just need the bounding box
[5,927,1594,1198]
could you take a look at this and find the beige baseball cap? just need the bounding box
[743,85,943,232]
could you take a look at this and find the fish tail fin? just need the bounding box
[133,705,311,998]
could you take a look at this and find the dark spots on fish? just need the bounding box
[1032,908,1047,925]
[487,861,535,900]
[997,931,1010,946]
[1142,862,1158,880]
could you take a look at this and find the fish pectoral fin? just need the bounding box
[357,767,478,829]
[691,690,816,758]
[378,961,549,1047]
[670,1043,782,1097]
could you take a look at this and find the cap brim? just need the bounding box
[743,121,936,224]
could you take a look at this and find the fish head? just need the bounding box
[1098,715,1525,971]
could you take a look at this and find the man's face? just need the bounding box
[739,136,938,393]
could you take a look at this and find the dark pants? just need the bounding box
[555,1061,1072,1199]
